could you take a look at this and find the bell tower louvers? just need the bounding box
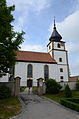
[47,19,69,82]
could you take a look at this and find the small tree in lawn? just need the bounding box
[0,0,25,77]
[64,84,72,98]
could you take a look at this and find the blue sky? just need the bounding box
[7,0,79,76]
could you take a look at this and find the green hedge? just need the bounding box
[67,98,79,104]
[60,98,79,112]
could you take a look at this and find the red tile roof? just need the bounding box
[69,76,79,82]
[16,51,57,64]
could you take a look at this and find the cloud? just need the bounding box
[49,10,79,76]
[20,43,46,52]
[7,0,50,13]
[7,0,50,32]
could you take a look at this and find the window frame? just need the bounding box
[27,64,33,78]
[60,68,63,72]
[59,58,62,62]
[60,76,64,79]
[57,43,60,48]
[44,65,49,81]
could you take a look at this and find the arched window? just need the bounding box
[27,64,33,78]
[44,65,49,81]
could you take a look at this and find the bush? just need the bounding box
[76,79,79,91]
[20,86,26,92]
[67,98,79,104]
[45,79,62,94]
[0,84,11,99]
[64,84,72,98]
[60,98,79,112]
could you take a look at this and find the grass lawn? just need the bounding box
[0,97,22,119]
[44,91,79,103]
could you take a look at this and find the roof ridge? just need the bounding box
[17,50,48,54]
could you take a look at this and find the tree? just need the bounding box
[64,84,72,98]
[0,0,25,77]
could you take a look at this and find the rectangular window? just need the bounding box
[57,43,60,48]
[60,76,64,79]
[60,68,63,72]
[49,45,51,49]
[59,58,62,62]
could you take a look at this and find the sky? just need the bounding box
[7,0,79,76]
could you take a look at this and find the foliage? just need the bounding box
[0,0,25,77]
[0,97,22,119]
[76,79,79,91]
[0,84,11,99]
[60,98,79,112]
[32,87,38,94]
[45,79,62,94]
[64,84,72,98]
[20,86,26,92]
[67,98,79,104]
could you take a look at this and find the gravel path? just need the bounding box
[11,92,79,119]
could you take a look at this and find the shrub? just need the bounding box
[0,84,11,99]
[45,79,62,94]
[67,98,79,104]
[76,79,79,91]
[20,86,26,92]
[64,84,72,98]
[60,98,79,112]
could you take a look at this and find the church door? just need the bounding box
[27,79,33,87]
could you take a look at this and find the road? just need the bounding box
[11,92,79,119]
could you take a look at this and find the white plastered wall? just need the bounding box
[0,74,9,82]
[54,42,65,50]
[14,61,59,86]
[58,65,68,82]
[54,50,67,64]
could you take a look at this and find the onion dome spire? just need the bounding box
[49,17,62,42]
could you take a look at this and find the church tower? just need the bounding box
[47,19,69,82]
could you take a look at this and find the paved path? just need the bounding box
[12,92,79,119]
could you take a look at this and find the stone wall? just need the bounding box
[0,77,21,96]
[0,81,15,96]
[59,82,76,90]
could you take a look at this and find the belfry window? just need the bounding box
[49,45,51,49]
[27,64,33,78]
[57,43,60,48]
[44,65,49,81]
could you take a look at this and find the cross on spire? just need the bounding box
[54,16,56,29]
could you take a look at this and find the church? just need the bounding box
[0,21,69,87]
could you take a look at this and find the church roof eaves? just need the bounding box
[16,50,57,64]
